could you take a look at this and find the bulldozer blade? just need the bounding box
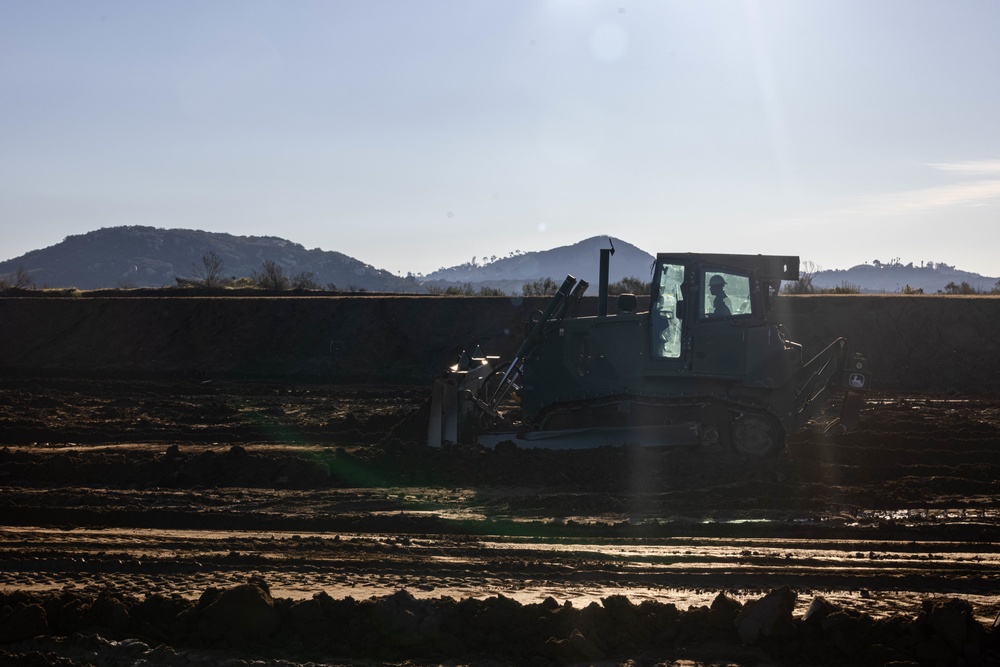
[838,391,864,432]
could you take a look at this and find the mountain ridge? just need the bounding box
[421,236,655,287]
[812,262,999,294]
[0,226,421,292]
[1,226,996,294]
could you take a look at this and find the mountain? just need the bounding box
[0,230,654,294]
[422,236,656,290]
[0,226,422,292]
[425,243,1000,295]
[3,227,996,294]
[813,262,1000,294]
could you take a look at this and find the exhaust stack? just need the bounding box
[598,238,615,317]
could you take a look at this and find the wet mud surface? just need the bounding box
[3,377,1000,665]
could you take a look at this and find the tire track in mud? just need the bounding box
[4,381,1000,628]
[3,526,1000,623]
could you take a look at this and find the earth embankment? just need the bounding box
[2,294,997,390]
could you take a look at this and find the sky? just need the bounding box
[2,1,999,278]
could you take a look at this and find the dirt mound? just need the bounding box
[2,579,997,666]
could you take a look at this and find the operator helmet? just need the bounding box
[709,274,727,287]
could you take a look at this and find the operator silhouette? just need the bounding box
[709,274,731,317]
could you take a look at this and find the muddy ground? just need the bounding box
[1,291,999,665]
[3,372,1000,666]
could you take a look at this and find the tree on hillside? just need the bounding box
[608,277,651,295]
[192,251,226,289]
[942,281,980,295]
[291,271,320,290]
[0,266,35,292]
[827,282,861,294]
[427,283,512,296]
[522,277,558,296]
[251,260,291,291]
[783,261,817,294]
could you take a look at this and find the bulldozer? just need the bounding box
[428,243,869,456]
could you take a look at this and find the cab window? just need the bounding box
[701,271,751,318]
[650,262,684,359]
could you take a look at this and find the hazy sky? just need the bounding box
[3,1,999,277]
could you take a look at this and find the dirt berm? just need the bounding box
[1,293,997,391]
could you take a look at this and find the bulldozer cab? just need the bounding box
[648,254,797,376]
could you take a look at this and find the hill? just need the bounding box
[0,226,422,292]
[813,261,1000,294]
[3,227,997,295]
[422,236,655,291]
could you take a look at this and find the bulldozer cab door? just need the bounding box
[649,257,766,377]
[649,260,688,362]
[690,265,755,376]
